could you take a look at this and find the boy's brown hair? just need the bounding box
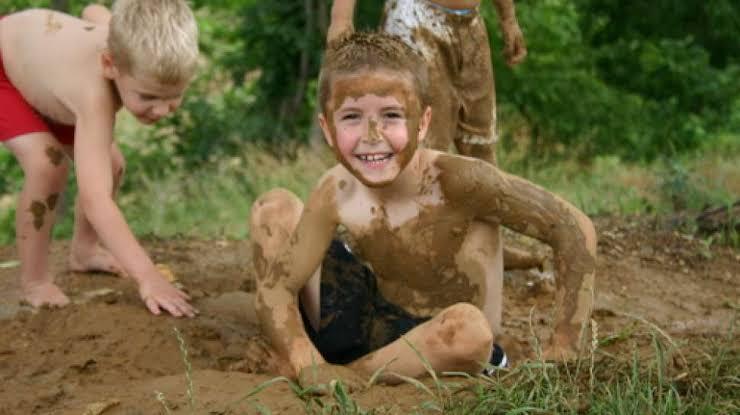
[318,31,429,114]
[108,0,199,84]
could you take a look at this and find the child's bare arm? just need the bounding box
[492,0,527,66]
[81,4,111,25]
[438,156,596,359]
[327,0,357,43]
[255,176,340,376]
[73,92,194,317]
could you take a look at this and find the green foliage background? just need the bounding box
[0,0,738,242]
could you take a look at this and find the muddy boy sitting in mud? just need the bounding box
[0,0,197,316]
[251,32,596,388]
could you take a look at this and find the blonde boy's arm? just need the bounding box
[73,93,194,318]
[327,0,357,43]
[492,0,527,66]
[81,4,111,25]
[438,157,596,360]
[256,177,339,377]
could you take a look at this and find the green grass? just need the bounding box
[161,320,738,414]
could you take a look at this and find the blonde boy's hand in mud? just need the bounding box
[138,271,196,318]
[298,363,366,395]
[0,1,199,316]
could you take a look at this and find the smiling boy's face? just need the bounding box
[319,70,431,187]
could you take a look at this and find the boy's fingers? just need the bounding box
[145,297,162,315]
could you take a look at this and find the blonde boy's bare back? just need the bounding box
[0,9,113,126]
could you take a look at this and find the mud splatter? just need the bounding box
[45,147,64,166]
[29,201,47,230]
[46,193,59,210]
[45,12,63,33]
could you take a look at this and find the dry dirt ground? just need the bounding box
[0,216,737,414]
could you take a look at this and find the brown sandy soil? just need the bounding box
[0,216,738,414]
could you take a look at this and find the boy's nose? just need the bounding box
[152,103,171,117]
[365,118,382,143]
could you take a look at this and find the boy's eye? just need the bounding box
[384,111,404,119]
[139,94,158,101]
[340,113,360,121]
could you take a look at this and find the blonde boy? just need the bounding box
[0,0,198,316]
[252,32,595,389]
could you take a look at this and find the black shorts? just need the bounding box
[300,239,428,365]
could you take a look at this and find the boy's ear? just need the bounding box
[318,113,335,148]
[100,51,119,80]
[417,105,432,142]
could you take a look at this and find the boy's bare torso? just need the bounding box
[325,150,490,317]
[0,9,111,126]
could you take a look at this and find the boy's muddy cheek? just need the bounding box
[45,147,64,166]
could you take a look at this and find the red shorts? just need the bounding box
[0,19,75,146]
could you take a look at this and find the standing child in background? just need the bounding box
[328,0,540,273]
[0,0,198,317]
[251,32,595,390]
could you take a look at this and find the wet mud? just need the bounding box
[0,216,737,414]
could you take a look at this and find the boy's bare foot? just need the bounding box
[69,244,126,276]
[22,282,71,307]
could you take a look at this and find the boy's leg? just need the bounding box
[348,302,494,382]
[3,133,71,307]
[452,14,497,165]
[249,188,322,330]
[69,141,125,274]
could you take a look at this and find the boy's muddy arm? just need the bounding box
[492,0,527,66]
[73,98,194,317]
[438,157,595,359]
[255,179,338,377]
[327,0,356,43]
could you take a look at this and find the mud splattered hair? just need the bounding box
[318,31,429,113]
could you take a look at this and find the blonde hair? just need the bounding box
[108,0,199,84]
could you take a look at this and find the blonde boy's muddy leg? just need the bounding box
[69,142,125,275]
[4,133,71,307]
[249,189,322,330]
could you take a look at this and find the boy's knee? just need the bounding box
[28,153,69,186]
[432,303,493,364]
[250,189,302,231]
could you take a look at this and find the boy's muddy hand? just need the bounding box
[298,363,365,395]
[138,272,197,318]
[501,22,527,66]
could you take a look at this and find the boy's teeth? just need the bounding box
[358,153,391,161]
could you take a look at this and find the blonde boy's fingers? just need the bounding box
[145,297,162,316]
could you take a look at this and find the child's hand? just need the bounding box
[297,363,365,395]
[501,21,527,67]
[137,272,197,318]
[327,23,354,44]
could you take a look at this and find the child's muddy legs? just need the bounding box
[69,142,126,275]
[4,133,71,307]
[349,303,494,383]
[249,189,322,329]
